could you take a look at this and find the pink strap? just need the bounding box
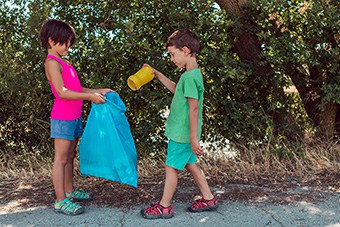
[46,54,66,66]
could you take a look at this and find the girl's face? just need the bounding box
[167,46,187,68]
[54,42,71,57]
[49,38,71,57]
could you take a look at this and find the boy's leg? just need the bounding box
[53,138,73,202]
[185,163,214,200]
[64,138,78,194]
[160,165,178,207]
[141,164,176,219]
[185,163,218,212]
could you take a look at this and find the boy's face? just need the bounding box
[167,46,188,68]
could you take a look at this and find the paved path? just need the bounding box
[1,194,339,227]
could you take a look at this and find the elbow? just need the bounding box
[190,107,199,116]
[191,105,199,112]
[56,87,68,98]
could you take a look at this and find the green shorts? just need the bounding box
[165,139,197,170]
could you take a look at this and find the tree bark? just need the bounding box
[215,0,337,139]
[285,65,321,127]
[335,104,340,138]
[215,0,247,14]
[215,0,299,138]
[319,102,337,140]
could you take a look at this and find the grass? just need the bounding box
[1,140,339,186]
[0,140,339,211]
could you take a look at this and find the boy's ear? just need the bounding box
[182,46,191,55]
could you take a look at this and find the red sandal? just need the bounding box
[141,202,174,219]
[188,196,219,213]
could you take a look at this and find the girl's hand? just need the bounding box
[191,138,203,155]
[98,88,115,95]
[90,93,106,104]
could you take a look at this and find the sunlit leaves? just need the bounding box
[2,0,338,156]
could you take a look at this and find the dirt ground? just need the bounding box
[1,170,339,213]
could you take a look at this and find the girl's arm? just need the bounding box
[188,98,203,155]
[83,87,114,95]
[45,59,106,104]
[144,64,176,93]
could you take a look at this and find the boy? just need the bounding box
[141,29,218,219]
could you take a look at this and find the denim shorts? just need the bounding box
[165,140,197,170]
[50,117,83,141]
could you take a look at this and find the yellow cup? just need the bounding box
[127,66,155,91]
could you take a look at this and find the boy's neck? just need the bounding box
[185,58,198,71]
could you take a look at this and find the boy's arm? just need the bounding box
[45,59,105,104]
[144,64,176,93]
[154,71,176,93]
[188,98,203,155]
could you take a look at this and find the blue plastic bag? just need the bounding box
[79,92,138,188]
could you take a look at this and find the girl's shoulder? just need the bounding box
[46,54,72,66]
[45,57,63,75]
[45,57,61,67]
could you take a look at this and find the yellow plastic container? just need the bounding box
[127,66,155,91]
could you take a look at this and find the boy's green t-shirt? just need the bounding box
[164,68,204,143]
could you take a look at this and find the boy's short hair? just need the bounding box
[40,19,76,50]
[166,29,200,56]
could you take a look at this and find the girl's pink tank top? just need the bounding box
[46,54,83,120]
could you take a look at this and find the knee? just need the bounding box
[54,157,69,166]
[165,165,178,174]
[68,153,75,160]
[54,154,74,165]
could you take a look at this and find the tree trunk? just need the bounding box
[335,105,340,138]
[319,102,337,140]
[215,0,247,14]
[285,65,321,127]
[215,0,300,138]
[215,0,337,139]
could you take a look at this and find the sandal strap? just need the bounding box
[68,189,90,199]
[191,196,217,209]
[145,203,162,215]
[145,203,173,215]
[56,198,83,214]
[58,197,71,206]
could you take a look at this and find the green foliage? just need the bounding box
[1,0,338,158]
[249,0,340,109]
[0,0,52,154]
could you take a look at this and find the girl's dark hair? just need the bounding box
[39,19,76,50]
[165,29,200,56]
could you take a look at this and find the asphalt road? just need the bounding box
[1,193,339,227]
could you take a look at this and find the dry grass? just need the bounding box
[0,141,339,211]
[1,141,339,185]
[198,141,339,186]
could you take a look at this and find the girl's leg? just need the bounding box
[64,138,78,194]
[185,163,214,200]
[159,165,178,207]
[52,138,73,202]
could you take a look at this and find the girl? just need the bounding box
[40,19,113,215]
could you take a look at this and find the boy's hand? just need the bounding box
[143,63,161,79]
[143,63,176,93]
[191,138,203,155]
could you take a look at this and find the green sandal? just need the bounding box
[54,198,84,216]
[66,189,93,202]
